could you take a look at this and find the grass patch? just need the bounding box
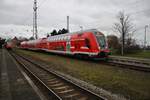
[112,50,150,59]
[15,49,150,100]
[125,51,150,59]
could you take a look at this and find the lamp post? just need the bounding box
[67,16,69,33]
[144,25,148,51]
[120,17,124,56]
[33,0,38,39]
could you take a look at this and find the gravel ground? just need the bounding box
[15,49,150,100]
[0,49,41,100]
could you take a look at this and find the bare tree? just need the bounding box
[113,11,135,55]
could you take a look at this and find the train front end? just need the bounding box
[93,31,110,59]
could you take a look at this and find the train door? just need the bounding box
[66,40,70,52]
[66,36,71,52]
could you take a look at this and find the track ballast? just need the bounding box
[10,51,106,100]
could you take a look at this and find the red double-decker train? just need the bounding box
[20,29,110,59]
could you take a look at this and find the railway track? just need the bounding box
[14,49,150,72]
[108,56,150,72]
[10,51,106,100]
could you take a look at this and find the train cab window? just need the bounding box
[85,38,90,48]
[96,35,106,49]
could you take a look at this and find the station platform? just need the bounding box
[0,49,41,100]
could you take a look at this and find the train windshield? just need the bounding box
[96,35,106,49]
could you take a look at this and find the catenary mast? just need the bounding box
[33,0,38,39]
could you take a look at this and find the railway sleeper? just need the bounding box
[58,89,74,94]
[46,78,58,82]
[53,85,70,90]
[40,76,53,80]
[64,93,81,99]
[47,80,60,84]
[50,83,64,87]
[57,88,76,95]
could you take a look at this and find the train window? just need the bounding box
[48,38,50,41]
[60,37,62,40]
[63,36,66,40]
[63,36,65,40]
[62,37,64,40]
[96,35,106,49]
[61,36,63,39]
[65,36,67,40]
[58,37,60,40]
[85,38,90,48]
[67,36,69,39]
[64,36,66,40]
[66,36,70,40]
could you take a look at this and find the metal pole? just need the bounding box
[120,17,124,56]
[144,25,148,51]
[33,0,38,39]
[67,16,69,33]
[33,11,35,38]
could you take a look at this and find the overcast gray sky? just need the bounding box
[0,0,150,45]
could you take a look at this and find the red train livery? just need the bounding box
[20,29,110,59]
[5,42,13,50]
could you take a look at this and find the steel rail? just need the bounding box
[108,56,150,72]
[110,56,150,65]
[11,51,106,100]
[11,52,62,100]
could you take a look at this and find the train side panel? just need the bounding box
[70,32,99,55]
[20,29,110,59]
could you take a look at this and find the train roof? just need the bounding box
[69,29,99,34]
[21,29,102,44]
[47,29,101,39]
